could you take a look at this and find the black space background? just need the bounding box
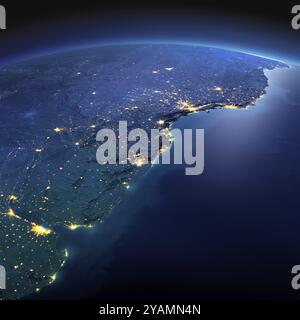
[0,0,299,67]
[0,0,297,35]
[0,0,299,41]
[1,1,300,64]
[0,1,295,28]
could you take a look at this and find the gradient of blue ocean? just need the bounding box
[33,66,300,300]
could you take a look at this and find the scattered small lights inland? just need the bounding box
[0,44,286,299]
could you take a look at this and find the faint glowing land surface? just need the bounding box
[0,44,287,299]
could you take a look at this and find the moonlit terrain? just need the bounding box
[0,44,287,299]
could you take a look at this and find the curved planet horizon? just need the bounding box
[0,43,299,300]
[0,40,299,69]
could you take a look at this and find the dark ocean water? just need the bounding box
[33,66,300,300]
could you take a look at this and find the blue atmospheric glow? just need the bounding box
[1,38,299,68]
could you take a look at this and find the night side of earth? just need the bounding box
[0,44,287,299]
